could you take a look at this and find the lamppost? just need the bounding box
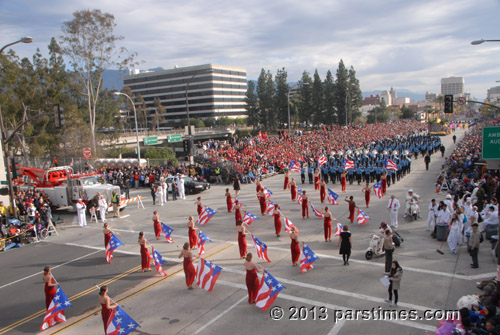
[185,68,213,164]
[471,39,500,45]
[114,92,141,163]
[0,36,33,219]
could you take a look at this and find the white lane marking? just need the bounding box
[75,226,495,281]
[0,249,101,290]
[328,319,346,335]
[216,280,435,332]
[194,295,247,335]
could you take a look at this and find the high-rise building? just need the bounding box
[487,86,500,102]
[425,92,437,102]
[389,87,397,104]
[380,90,392,105]
[123,64,247,123]
[441,77,464,96]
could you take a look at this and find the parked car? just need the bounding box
[164,176,210,194]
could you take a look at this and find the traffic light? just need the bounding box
[54,104,64,128]
[444,95,454,114]
[11,157,20,179]
[183,139,189,153]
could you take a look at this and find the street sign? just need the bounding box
[482,127,500,159]
[167,134,182,143]
[144,136,158,145]
[83,147,91,159]
[457,97,466,105]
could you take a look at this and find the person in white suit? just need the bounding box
[98,193,108,224]
[76,199,87,227]
[427,199,438,231]
[157,179,165,206]
[387,195,400,228]
[177,175,186,200]
[161,177,168,203]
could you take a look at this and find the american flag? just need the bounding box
[251,234,271,262]
[297,189,303,205]
[106,234,123,263]
[255,270,285,310]
[40,285,72,330]
[317,156,327,168]
[266,200,276,215]
[289,160,301,172]
[334,222,344,236]
[264,187,273,199]
[327,189,339,205]
[196,258,223,292]
[283,216,295,233]
[373,182,383,199]
[299,244,319,273]
[385,158,398,171]
[243,211,259,226]
[105,305,139,335]
[152,247,167,277]
[197,231,212,256]
[344,158,355,170]
[160,222,174,243]
[310,203,324,218]
[357,209,370,225]
[198,207,217,226]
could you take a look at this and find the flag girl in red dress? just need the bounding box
[152,210,161,240]
[103,223,113,249]
[43,266,57,310]
[187,216,199,250]
[236,220,248,259]
[283,170,290,190]
[194,197,203,216]
[138,232,151,272]
[290,226,301,266]
[178,242,196,289]
[381,171,388,195]
[99,285,116,333]
[345,196,356,224]
[290,178,297,201]
[256,180,263,193]
[302,190,309,219]
[361,182,371,208]
[320,207,335,242]
[257,189,267,215]
[244,253,263,303]
[272,203,283,237]
[314,169,320,190]
[225,188,233,213]
[234,200,242,225]
[341,170,347,192]
[320,179,327,203]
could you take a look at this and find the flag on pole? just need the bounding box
[310,203,324,218]
[357,209,370,225]
[317,156,327,168]
[255,270,285,310]
[197,231,212,256]
[334,222,344,236]
[266,200,276,215]
[160,222,174,243]
[196,258,223,292]
[152,247,167,276]
[344,159,355,170]
[40,285,72,330]
[106,234,123,263]
[299,244,319,273]
[289,160,301,172]
[251,234,271,262]
[327,189,339,205]
[373,182,383,199]
[297,189,303,205]
[243,211,259,226]
[198,207,217,226]
[264,187,273,199]
[106,305,139,335]
[283,217,295,233]
[385,158,398,171]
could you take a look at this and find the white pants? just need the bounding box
[390,210,398,228]
[178,188,185,200]
[427,213,435,230]
[158,191,165,206]
[162,188,167,203]
[77,213,87,227]
[99,208,107,223]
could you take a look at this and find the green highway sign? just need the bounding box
[144,136,158,145]
[167,134,182,143]
[482,127,500,159]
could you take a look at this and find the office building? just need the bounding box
[441,77,464,96]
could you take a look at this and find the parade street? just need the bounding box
[1,127,494,335]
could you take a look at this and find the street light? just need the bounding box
[0,36,33,218]
[114,92,141,163]
[471,39,500,45]
[185,68,213,164]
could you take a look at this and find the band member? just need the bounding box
[345,196,356,224]
[320,207,336,242]
[153,210,161,240]
[272,204,283,237]
[302,190,309,219]
[341,171,347,192]
[225,189,233,213]
[234,199,243,225]
[283,170,290,190]
[290,227,301,266]
[314,169,320,190]
[43,266,57,310]
[257,188,267,215]
[179,242,196,289]
[103,223,113,249]
[290,178,297,201]
[244,253,263,303]
[99,286,117,333]
[361,182,372,208]
[320,179,327,203]
[236,220,248,259]
[194,197,203,216]
[381,171,388,195]
[187,216,199,250]
[138,232,151,272]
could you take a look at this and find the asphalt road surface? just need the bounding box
[1,127,494,335]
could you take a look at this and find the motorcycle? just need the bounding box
[365,234,385,260]
[407,197,419,221]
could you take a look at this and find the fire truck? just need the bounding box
[14,166,126,211]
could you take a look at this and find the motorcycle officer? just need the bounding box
[404,189,421,218]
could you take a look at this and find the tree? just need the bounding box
[334,60,349,125]
[245,81,259,128]
[400,105,414,119]
[348,66,363,122]
[367,100,390,124]
[60,9,136,153]
[256,69,274,130]
[152,97,166,129]
[297,71,313,124]
[323,70,336,124]
[311,69,323,125]
[274,68,289,126]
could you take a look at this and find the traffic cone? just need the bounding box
[435,185,440,193]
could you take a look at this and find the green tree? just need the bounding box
[400,105,414,119]
[59,9,137,153]
[348,66,363,122]
[245,81,259,128]
[274,68,289,127]
[257,69,274,130]
[152,97,166,130]
[311,69,323,125]
[323,70,336,124]
[367,100,390,124]
[334,60,349,125]
[297,71,313,123]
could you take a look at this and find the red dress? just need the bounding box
[320,185,326,203]
[226,195,233,212]
[246,269,259,303]
[348,202,355,223]
[314,176,320,190]
[101,303,112,332]
[197,205,203,216]
[273,213,281,235]
[291,185,297,201]
[189,227,197,249]
[365,189,371,207]
[291,238,300,264]
[153,219,161,239]
[259,196,267,215]
[324,216,332,241]
[235,207,242,225]
[256,185,262,193]
[183,256,196,287]
[140,243,151,271]
[341,176,346,192]
[44,278,57,309]
[104,232,111,249]
[302,198,309,218]
[381,178,387,195]
[283,176,289,190]
[238,231,247,258]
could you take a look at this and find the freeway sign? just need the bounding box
[167,134,182,143]
[482,127,500,159]
[144,136,158,145]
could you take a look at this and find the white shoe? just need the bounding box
[384,299,391,303]
[390,302,397,307]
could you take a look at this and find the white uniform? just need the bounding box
[447,219,462,254]
[76,202,87,227]
[427,202,438,231]
[387,198,400,228]
[161,181,168,204]
[98,197,108,223]
[177,177,185,200]
[157,184,165,206]
[481,208,499,231]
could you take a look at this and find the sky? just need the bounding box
[1,0,500,100]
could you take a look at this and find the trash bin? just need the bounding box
[485,226,498,240]
[436,224,449,241]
